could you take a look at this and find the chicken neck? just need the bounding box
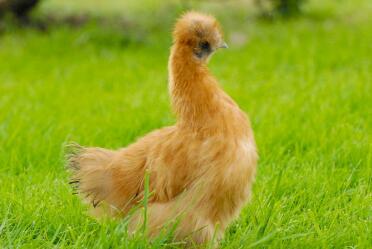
[168,44,222,129]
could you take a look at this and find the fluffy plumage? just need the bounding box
[66,11,257,245]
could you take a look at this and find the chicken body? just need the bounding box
[67,12,257,245]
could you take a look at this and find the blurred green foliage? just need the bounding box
[272,0,305,16]
[256,0,306,18]
[0,0,40,19]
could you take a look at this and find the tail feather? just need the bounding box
[65,142,117,213]
[65,142,84,171]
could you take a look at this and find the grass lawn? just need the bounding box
[0,1,371,248]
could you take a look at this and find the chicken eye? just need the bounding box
[200,41,210,51]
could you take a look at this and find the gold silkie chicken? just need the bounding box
[67,11,258,245]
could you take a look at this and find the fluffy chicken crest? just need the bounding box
[173,12,227,59]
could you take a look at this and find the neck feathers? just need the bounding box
[168,44,219,127]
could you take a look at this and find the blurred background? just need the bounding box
[0,0,371,248]
[1,0,371,38]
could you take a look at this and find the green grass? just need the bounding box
[0,1,371,248]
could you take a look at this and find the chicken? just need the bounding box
[66,11,258,245]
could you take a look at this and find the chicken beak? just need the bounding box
[219,41,228,49]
